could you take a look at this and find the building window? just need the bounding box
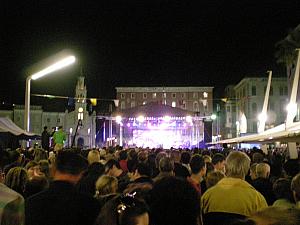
[193,92,198,98]
[172,93,176,98]
[279,87,284,96]
[172,101,176,107]
[228,118,232,123]
[193,101,199,111]
[226,106,230,112]
[120,101,125,109]
[131,93,136,99]
[284,86,288,95]
[252,103,257,114]
[203,92,208,98]
[182,100,186,109]
[181,93,186,98]
[152,93,157,98]
[57,118,60,123]
[143,93,147,99]
[121,93,125,99]
[131,101,136,108]
[252,86,256,96]
[232,106,236,112]
[47,118,50,123]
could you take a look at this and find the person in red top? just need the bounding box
[187,154,206,195]
[118,150,128,172]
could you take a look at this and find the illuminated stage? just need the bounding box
[115,103,211,149]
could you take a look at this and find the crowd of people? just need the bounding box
[0,144,300,225]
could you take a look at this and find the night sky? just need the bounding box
[2,0,300,111]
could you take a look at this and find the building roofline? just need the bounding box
[115,86,214,92]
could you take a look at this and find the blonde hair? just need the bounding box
[88,150,100,165]
[225,151,250,179]
[5,167,28,195]
[95,175,118,196]
[256,163,270,178]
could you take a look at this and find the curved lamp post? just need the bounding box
[24,55,76,132]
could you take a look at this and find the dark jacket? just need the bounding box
[25,180,101,225]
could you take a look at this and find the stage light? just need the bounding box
[163,116,171,122]
[116,115,122,124]
[186,115,192,123]
[137,115,145,123]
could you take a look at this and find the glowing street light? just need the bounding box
[24,53,76,132]
[210,114,217,120]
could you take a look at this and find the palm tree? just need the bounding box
[275,24,300,93]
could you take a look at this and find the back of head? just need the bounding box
[180,151,191,164]
[225,151,250,179]
[250,206,300,225]
[150,176,200,225]
[55,150,88,175]
[5,167,28,195]
[96,175,118,196]
[206,171,225,189]
[190,154,205,174]
[256,163,270,179]
[273,178,293,201]
[137,163,151,177]
[291,173,300,202]
[159,157,174,173]
[252,152,264,164]
[212,153,225,165]
[105,159,121,172]
[87,150,100,165]
[96,194,149,225]
[119,150,128,160]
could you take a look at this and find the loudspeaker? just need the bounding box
[203,120,212,144]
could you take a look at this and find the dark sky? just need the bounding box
[2,0,300,111]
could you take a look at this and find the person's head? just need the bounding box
[119,150,128,161]
[190,154,206,177]
[95,175,118,196]
[250,206,300,225]
[135,163,151,177]
[95,193,150,225]
[273,178,294,202]
[212,153,226,172]
[225,151,251,179]
[25,161,41,179]
[155,152,167,168]
[105,159,123,177]
[250,163,258,180]
[5,167,28,196]
[43,126,47,131]
[159,157,174,173]
[256,163,270,179]
[180,151,191,165]
[54,150,88,184]
[150,176,201,225]
[39,159,50,178]
[291,173,300,202]
[206,171,225,189]
[252,152,264,164]
[87,150,100,165]
[203,155,212,163]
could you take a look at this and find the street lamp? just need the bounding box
[24,54,76,132]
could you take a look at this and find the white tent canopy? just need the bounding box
[0,117,37,137]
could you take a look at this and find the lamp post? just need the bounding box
[24,54,76,132]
